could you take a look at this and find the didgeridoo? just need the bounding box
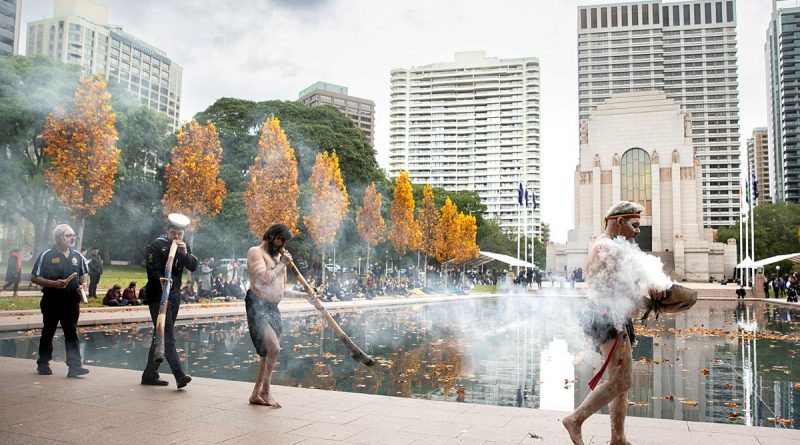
[63,272,87,303]
[281,248,376,367]
[153,240,178,363]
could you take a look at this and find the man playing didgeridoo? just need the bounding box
[562,201,669,445]
[141,214,198,388]
[246,223,316,406]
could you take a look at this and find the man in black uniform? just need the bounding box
[86,247,104,298]
[141,213,198,388]
[30,224,90,377]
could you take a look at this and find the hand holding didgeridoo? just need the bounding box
[281,248,376,367]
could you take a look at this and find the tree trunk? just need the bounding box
[75,215,85,252]
[321,250,326,285]
[366,245,370,276]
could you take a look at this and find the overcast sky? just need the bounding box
[19,0,774,243]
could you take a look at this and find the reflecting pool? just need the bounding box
[1,297,798,429]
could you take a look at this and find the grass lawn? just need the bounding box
[95,264,149,290]
[472,284,499,293]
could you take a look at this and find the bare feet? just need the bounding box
[562,415,584,445]
[253,393,281,408]
[249,395,269,406]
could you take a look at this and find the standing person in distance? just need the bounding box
[141,214,198,388]
[85,247,104,299]
[3,248,22,297]
[30,224,90,377]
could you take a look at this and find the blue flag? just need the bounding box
[524,188,530,208]
[531,188,539,209]
[752,173,759,200]
[517,183,523,206]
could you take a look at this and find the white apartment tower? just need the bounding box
[26,0,183,129]
[578,1,740,228]
[389,51,541,238]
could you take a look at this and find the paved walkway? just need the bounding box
[1,357,797,445]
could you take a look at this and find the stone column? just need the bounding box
[672,151,684,278]
[651,151,661,252]
[592,155,602,234]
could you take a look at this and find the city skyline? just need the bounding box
[17,0,775,243]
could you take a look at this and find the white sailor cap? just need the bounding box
[167,213,191,230]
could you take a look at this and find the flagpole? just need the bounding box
[744,174,750,288]
[524,187,528,267]
[750,175,756,286]
[738,179,743,285]
[516,180,521,274]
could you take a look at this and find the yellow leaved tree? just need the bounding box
[388,171,421,256]
[304,151,349,282]
[433,197,479,285]
[41,74,120,251]
[162,119,226,239]
[244,117,300,237]
[416,184,440,275]
[355,182,386,274]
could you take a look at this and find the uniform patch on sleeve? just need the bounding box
[51,258,60,264]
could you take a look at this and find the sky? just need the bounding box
[19,0,775,243]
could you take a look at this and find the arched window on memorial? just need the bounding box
[620,148,652,216]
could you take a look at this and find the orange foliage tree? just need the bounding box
[433,197,479,284]
[304,151,349,282]
[162,119,226,237]
[355,182,386,272]
[244,117,300,237]
[41,74,120,250]
[416,184,440,271]
[388,171,421,256]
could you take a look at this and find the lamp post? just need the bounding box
[358,257,362,275]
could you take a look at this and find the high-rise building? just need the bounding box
[0,0,21,55]
[747,128,770,204]
[389,51,541,238]
[578,1,741,228]
[298,81,375,145]
[26,0,182,129]
[766,1,800,204]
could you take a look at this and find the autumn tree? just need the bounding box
[162,119,226,238]
[244,117,300,237]
[304,151,349,282]
[453,213,479,264]
[389,171,421,256]
[434,197,459,264]
[41,74,120,250]
[356,182,386,273]
[433,197,479,284]
[416,184,440,269]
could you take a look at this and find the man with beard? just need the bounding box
[141,214,198,388]
[30,224,90,377]
[562,201,666,445]
[245,223,315,407]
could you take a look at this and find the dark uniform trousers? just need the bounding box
[38,296,82,368]
[88,273,101,298]
[142,294,185,380]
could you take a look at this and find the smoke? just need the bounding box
[586,236,673,331]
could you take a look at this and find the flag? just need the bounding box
[531,188,539,209]
[752,173,760,200]
[524,188,530,208]
[517,183,523,206]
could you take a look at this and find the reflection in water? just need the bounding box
[0,298,798,429]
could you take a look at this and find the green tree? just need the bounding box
[716,202,800,273]
[0,55,80,253]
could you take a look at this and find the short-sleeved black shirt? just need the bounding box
[31,246,88,300]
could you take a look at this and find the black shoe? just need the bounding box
[36,364,52,375]
[67,367,89,378]
[141,378,169,386]
[176,375,192,389]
